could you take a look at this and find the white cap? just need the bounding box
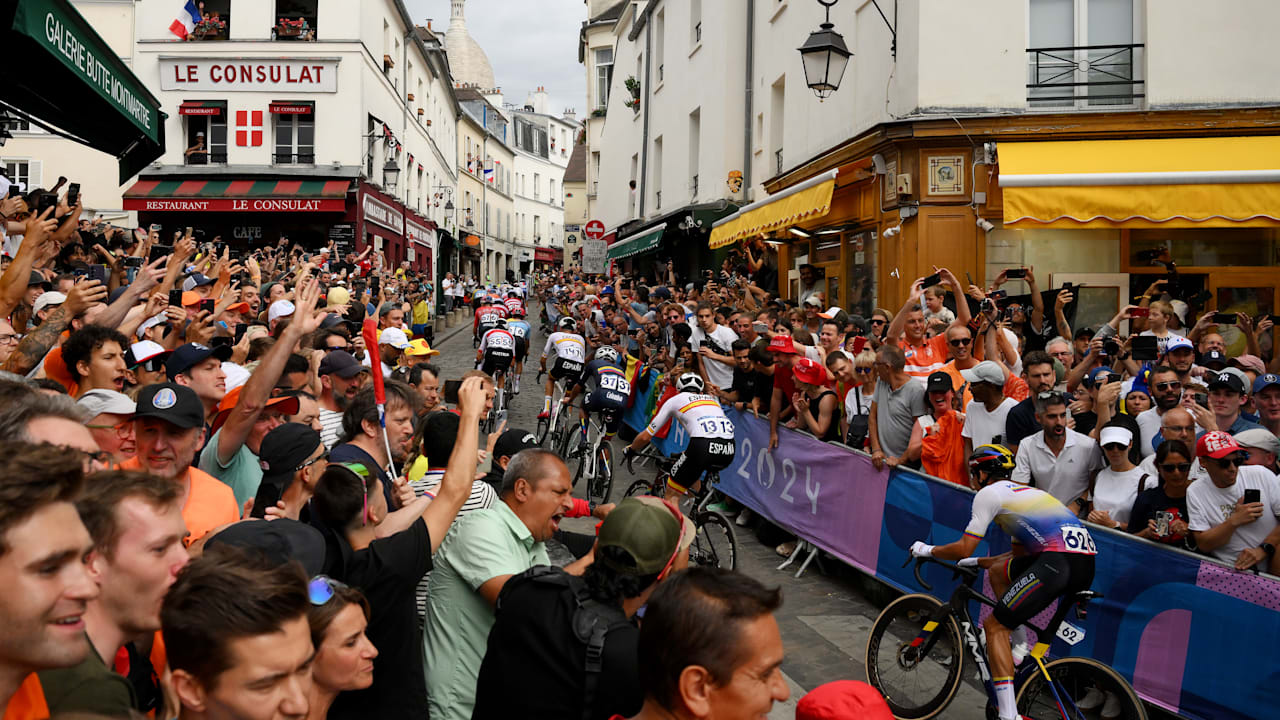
[267,299,296,324]
[129,340,167,364]
[136,313,167,338]
[77,389,136,417]
[1099,426,1133,447]
[222,361,251,392]
[33,291,67,315]
[379,327,410,349]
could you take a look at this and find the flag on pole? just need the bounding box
[169,0,203,39]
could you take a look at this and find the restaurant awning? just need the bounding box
[607,227,664,260]
[179,100,224,116]
[123,178,350,212]
[269,101,314,115]
[0,0,165,183]
[998,136,1280,229]
[708,169,838,249]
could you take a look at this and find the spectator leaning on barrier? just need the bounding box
[1129,439,1197,549]
[1188,431,1280,573]
[868,344,926,470]
[766,334,800,450]
[905,371,968,485]
[1081,424,1157,531]
[1011,392,1103,507]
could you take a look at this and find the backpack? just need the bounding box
[498,566,633,720]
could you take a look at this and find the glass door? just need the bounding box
[1208,270,1280,361]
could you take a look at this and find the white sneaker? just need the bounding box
[735,508,755,527]
[1101,690,1122,719]
[1077,687,1106,711]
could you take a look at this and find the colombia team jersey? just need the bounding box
[964,481,1097,555]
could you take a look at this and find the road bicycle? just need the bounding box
[622,448,737,571]
[865,555,1146,720]
[535,370,575,455]
[567,406,618,505]
[481,364,510,434]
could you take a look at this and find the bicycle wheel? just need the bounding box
[1016,657,1147,720]
[535,417,549,446]
[690,511,737,570]
[865,593,965,720]
[593,444,613,504]
[624,478,656,498]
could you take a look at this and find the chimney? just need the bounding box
[426,19,432,30]
[562,108,577,122]
[531,85,549,115]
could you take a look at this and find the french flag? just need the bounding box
[169,0,202,40]
[484,166,494,183]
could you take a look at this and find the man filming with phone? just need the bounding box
[1188,431,1280,573]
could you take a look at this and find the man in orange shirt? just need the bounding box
[885,269,971,387]
[122,384,239,546]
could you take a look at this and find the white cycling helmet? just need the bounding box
[558,316,577,330]
[595,346,620,365]
[676,373,705,394]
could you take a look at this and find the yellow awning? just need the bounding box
[998,136,1280,229]
[709,170,838,248]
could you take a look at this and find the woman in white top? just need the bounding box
[1084,424,1156,529]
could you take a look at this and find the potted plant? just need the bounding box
[191,14,226,40]
[625,76,640,99]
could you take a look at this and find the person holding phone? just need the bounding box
[1134,300,1186,357]
[1129,439,1196,549]
[1188,431,1280,572]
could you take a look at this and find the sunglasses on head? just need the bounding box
[1159,462,1192,473]
[308,575,349,605]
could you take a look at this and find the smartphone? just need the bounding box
[1194,392,1209,409]
[1131,336,1159,361]
[920,272,942,288]
[1102,339,1121,357]
[66,182,80,207]
[1005,268,1027,279]
[443,379,462,405]
[168,289,183,307]
[1106,372,1123,385]
[852,336,868,354]
[753,322,768,334]
[121,256,143,268]
[87,264,108,284]
[200,299,216,315]
[36,192,57,218]
[150,223,161,232]
[210,336,232,349]
[149,243,174,263]
[988,289,1008,301]
[7,185,20,198]
[234,323,248,344]
[1244,489,1262,505]
[1212,313,1238,325]
[1129,307,1150,318]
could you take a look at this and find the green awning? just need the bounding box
[0,0,165,183]
[607,227,664,260]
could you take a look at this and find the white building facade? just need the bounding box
[510,88,578,272]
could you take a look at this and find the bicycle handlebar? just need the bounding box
[907,555,981,593]
[623,447,669,475]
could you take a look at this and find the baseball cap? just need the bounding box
[33,291,66,315]
[327,286,350,308]
[1252,373,1280,395]
[222,361,251,392]
[493,428,540,461]
[210,386,300,436]
[803,295,823,307]
[181,273,214,292]
[380,327,410,349]
[597,496,694,576]
[258,423,324,494]
[1164,336,1194,354]
[1197,430,1242,460]
[136,313,168,338]
[651,286,672,300]
[225,302,251,315]
[267,299,296,324]
[1084,366,1115,388]
[600,286,614,295]
[1200,350,1229,369]
[1099,426,1133,447]
[795,681,893,720]
[181,291,203,308]
[406,339,440,357]
[926,371,953,394]
[960,360,1004,386]
[1207,369,1248,395]
[27,270,51,290]
[318,350,364,378]
[126,340,170,369]
[1231,354,1267,376]
[1233,428,1280,457]
[818,306,844,320]
[793,357,826,385]
[204,519,331,577]
[133,383,205,429]
[767,334,797,355]
[165,342,232,380]
[77,389,136,417]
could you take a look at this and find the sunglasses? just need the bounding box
[870,319,886,325]
[1211,455,1245,469]
[855,367,874,374]
[1103,443,1128,452]
[1159,462,1192,473]
[1154,381,1182,392]
[949,338,972,347]
[296,452,328,472]
[308,575,349,605]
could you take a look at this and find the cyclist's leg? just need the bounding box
[542,359,558,416]
[988,552,1072,720]
[667,438,709,507]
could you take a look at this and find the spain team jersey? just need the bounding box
[543,332,586,363]
[964,481,1097,555]
[647,392,735,440]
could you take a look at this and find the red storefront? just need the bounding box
[354,181,406,267]
[404,210,436,275]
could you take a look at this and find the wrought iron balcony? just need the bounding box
[185,151,227,166]
[1027,44,1144,107]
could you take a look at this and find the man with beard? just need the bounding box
[78,390,137,466]
[329,381,420,509]
[36,471,189,715]
[122,384,238,546]
[317,350,367,450]
[1135,366,1185,457]
[1002,351,1058,453]
[1163,336,1198,388]
[1011,392,1102,506]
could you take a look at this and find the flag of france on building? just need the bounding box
[484,167,494,183]
[169,0,203,40]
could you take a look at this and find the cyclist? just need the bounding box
[909,444,1097,720]
[506,305,533,395]
[473,295,509,345]
[623,373,735,508]
[477,318,516,396]
[564,345,631,452]
[503,290,524,316]
[539,316,587,420]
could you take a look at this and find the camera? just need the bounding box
[1102,339,1121,357]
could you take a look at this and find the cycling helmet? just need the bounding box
[558,316,577,330]
[595,346,621,365]
[968,444,1015,480]
[676,373,705,394]
[495,317,507,327]
[510,305,526,318]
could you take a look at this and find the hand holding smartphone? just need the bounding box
[1243,488,1262,506]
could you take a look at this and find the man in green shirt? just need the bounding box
[423,449,591,720]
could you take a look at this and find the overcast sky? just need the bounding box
[406,0,588,118]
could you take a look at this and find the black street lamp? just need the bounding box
[382,157,401,191]
[798,0,851,101]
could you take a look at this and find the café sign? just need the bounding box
[160,57,340,93]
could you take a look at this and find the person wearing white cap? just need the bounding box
[1234,427,1280,475]
[1081,424,1157,530]
[78,389,137,464]
[372,327,410,378]
[960,360,1019,459]
[126,341,171,388]
[267,299,296,334]
[32,290,67,323]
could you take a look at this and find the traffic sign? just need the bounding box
[584,220,606,240]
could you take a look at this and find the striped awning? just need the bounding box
[123,178,350,212]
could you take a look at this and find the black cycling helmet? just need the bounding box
[968,444,1016,481]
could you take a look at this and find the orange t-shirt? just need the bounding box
[902,335,950,385]
[920,411,969,486]
[2,674,47,720]
[119,459,239,546]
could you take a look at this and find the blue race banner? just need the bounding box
[623,367,689,457]
[716,409,1280,720]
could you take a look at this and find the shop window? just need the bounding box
[273,105,315,164]
[272,0,317,40]
[843,230,878,319]
[189,0,230,41]
[185,105,227,165]
[2,159,41,190]
[1127,228,1279,270]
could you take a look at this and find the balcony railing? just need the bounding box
[185,151,227,166]
[273,151,315,164]
[1027,44,1144,107]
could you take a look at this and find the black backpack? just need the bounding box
[498,566,633,720]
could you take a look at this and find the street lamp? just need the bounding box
[382,157,401,192]
[798,0,851,101]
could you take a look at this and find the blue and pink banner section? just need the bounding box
[623,390,1280,720]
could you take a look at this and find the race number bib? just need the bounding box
[1061,526,1097,555]
[600,374,631,394]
